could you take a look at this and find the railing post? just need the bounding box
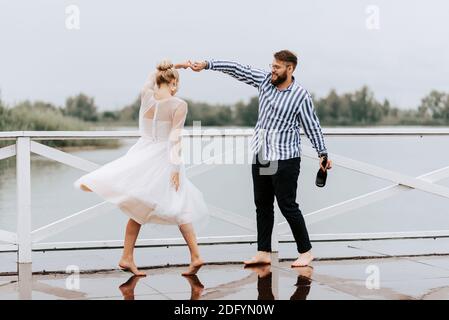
[16,136,32,265]
[18,263,32,299]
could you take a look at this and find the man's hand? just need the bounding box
[175,61,193,69]
[191,61,207,72]
[171,171,180,191]
[320,156,332,172]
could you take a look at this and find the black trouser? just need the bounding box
[252,153,312,254]
[256,272,311,300]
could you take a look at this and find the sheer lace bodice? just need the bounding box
[139,71,188,168]
[139,72,187,142]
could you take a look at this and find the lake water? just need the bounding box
[1,127,449,243]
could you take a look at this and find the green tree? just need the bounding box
[315,89,351,125]
[64,93,98,122]
[215,107,233,125]
[0,99,11,130]
[119,96,140,122]
[418,90,449,121]
[101,110,120,122]
[234,97,259,126]
[185,100,233,126]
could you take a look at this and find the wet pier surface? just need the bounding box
[1,238,449,299]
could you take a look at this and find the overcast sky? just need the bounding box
[0,0,448,111]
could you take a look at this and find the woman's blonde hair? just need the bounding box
[155,60,179,87]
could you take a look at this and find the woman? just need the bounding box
[74,60,209,277]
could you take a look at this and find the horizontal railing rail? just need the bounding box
[2,127,449,140]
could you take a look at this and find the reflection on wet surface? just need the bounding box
[244,264,313,300]
[118,275,145,300]
[2,253,449,300]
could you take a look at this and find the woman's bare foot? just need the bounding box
[183,274,205,300]
[118,258,146,277]
[182,258,204,276]
[80,184,92,192]
[291,250,314,267]
[243,251,271,265]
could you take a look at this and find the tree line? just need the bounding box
[0,96,118,148]
[53,87,449,127]
[2,87,449,132]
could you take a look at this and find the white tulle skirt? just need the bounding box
[73,137,209,226]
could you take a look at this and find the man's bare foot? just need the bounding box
[118,258,146,277]
[80,184,92,192]
[291,250,314,267]
[293,266,314,279]
[244,264,272,278]
[182,258,204,276]
[244,251,271,266]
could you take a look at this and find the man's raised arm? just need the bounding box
[191,60,269,89]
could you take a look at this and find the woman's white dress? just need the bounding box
[73,71,209,226]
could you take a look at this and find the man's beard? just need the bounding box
[271,71,288,86]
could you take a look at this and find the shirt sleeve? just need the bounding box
[168,100,188,172]
[297,92,328,157]
[205,59,269,89]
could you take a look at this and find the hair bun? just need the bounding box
[156,60,174,72]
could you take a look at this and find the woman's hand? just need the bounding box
[191,61,207,72]
[174,61,193,69]
[171,171,180,191]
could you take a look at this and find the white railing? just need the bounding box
[1,128,449,266]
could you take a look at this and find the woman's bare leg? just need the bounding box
[179,223,204,276]
[118,219,146,276]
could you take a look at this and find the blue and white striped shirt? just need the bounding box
[206,60,328,161]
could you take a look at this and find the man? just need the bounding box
[190,50,332,267]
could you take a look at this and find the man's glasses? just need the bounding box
[269,64,283,71]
